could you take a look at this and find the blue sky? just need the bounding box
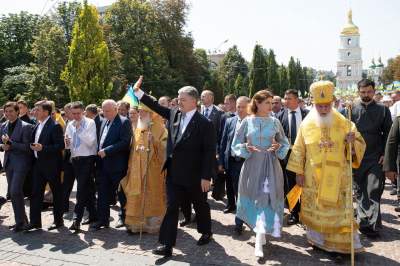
[2,0,399,71]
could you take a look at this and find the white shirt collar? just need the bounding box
[288,106,301,114]
[39,116,51,126]
[183,108,197,119]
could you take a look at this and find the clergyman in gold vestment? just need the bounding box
[120,102,167,233]
[287,81,366,254]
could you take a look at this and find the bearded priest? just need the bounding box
[287,81,366,256]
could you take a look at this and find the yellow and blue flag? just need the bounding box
[122,85,139,107]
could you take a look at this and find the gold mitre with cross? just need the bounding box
[310,81,335,104]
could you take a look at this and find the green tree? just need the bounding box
[61,1,111,104]
[0,12,42,82]
[193,48,211,89]
[287,56,297,90]
[29,20,69,105]
[266,49,279,95]
[105,0,172,97]
[278,64,289,96]
[248,44,267,96]
[218,45,248,95]
[53,1,81,45]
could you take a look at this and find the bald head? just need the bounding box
[201,90,214,107]
[102,99,118,121]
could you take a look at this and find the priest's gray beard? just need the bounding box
[310,107,333,128]
[137,116,151,130]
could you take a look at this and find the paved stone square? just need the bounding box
[0,173,399,266]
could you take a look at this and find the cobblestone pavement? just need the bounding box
[0,173,399,266]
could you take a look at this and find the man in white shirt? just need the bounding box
[65,102,98,232]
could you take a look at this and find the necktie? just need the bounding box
[290,111,297,145]
[176,113,186,142]
[204,108,209,118]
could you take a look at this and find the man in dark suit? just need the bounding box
[201,90,223,141]
[25,100,65,231]
[215,94,237,211]
[277,89,309,225]
[90,100,132,231]
[134,76,216,257]
[17,100,35,200]
[0,102,33,232]
[218,96,250,233]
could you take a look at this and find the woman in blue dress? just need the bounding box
[232,90,289,258]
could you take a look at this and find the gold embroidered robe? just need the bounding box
[287,109,366,253]
[120,115,167,233]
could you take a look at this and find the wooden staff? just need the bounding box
[139,122,153,242]
[346,104,355,266]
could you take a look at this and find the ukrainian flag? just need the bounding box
[122,85,139,107]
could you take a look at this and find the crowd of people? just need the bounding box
[0,76,399,263]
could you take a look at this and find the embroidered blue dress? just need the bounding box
[232,116,289,236]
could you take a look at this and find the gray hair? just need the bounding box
[178,86,199,100]
[102,99,117,109]
[237,96,250,103]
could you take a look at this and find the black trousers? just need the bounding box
[282,150,300,217]
[159,179,211,247]
[354,162,385,230]
[118,186,126,221]
[62,159,75,213]
[71,156,97,223]
[96,169,122,225]
[30,162,63,226]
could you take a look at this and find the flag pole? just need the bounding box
[139,121,153,242]
[346,104,355,266]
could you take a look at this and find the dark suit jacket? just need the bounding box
[98,115,132,180]
[383,116,400,173]
[94,114,103,142]
[31,117,65,177]
[0,118,33,170]
[202,105,223,144]
[277,108,309,141]
[218,116,238,170]
[140,93,216,187]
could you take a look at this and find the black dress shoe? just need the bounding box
[360,227,379,238]
[23,223,42,232]
[115,218,125,228]
[287,214,299,225]
[8,224,16,229]
[223,206,236,214]
[152,245,172,257]
[69,221,80,232]
[179,218,192,227]
[197,233,213,246]
[233,226,243,236]
[0,197,6,209]
[48,222,64,231]
[89,221,109,231]
[13,225,26,233]
[82,218,97,225]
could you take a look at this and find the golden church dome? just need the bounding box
[341,9,360,36]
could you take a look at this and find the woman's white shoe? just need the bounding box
[254,233,265,257]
